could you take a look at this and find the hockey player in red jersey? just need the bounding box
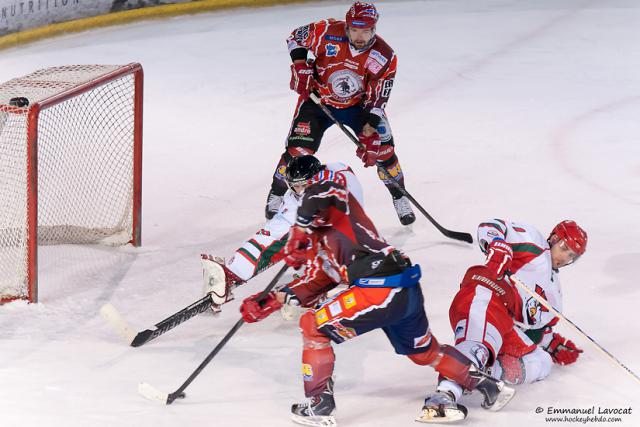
[265,2,416,226]
[419,220,587,422]
[202,155,363,312]
[242,174,515,426]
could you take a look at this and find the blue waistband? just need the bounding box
[354,265,422,288]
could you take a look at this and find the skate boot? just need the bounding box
[201,254,243,313]
[416,390,468,423]
[265,189,284,219]
[393,195,416,225]
[291,380,336,427]
[469,367,516,411]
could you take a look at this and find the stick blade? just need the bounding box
[100,303,136,345]
[138,382,169,404]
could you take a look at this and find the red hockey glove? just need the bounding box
[485,238,513,279]
[240,291,283,323]
[545,333,583,365]
[356,132,381,167]
[289,62,315,98]
[284,226,311,268]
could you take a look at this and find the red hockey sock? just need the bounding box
[302,346,335,397]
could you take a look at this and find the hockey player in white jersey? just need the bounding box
[418,219,587,423]
[202,155,363,312]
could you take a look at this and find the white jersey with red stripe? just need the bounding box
[227,162,363,282]
[477,219,561,330]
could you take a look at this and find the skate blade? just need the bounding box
[290,413,337,427]
[415,405,467,423]
[484,385,516,412]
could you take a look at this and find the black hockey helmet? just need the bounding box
[286,155,322,185]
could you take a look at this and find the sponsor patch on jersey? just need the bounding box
[325,34,348,42]
[413,332,432,349]
[326,43,340,57]
[328,301,343,316]
[359,278,385,286]
[381,79,394,97]
[302,363,313,381]
[332,322,357,340]
[369,49,388,66]
[342,292,357,309]
[293,121,311,135]
[315,308,329,325]
[365,57,383,74]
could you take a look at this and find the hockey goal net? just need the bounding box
[0,63,143,303]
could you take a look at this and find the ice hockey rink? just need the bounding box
[0,0,639,425]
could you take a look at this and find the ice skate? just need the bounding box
[416,390,468,423]
[265,189,284,219]
[469,368,516,411]
[393,195,416,225]
[291,381,336,427]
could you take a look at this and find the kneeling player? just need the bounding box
[202,155,363,312]
[238,172,515,426]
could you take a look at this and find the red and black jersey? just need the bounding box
[295,174,394,283]
[287,19,396,116]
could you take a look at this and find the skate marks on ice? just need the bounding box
[551,96,640,206]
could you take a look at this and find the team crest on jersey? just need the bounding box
[326,43,340,57]
[294,25,310,42]
[277,165,287,178]
[525,285,549,325]
[328,69,362,100]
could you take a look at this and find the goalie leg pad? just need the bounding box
[201,255,236,306]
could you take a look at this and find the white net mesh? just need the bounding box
[0,65,140,301]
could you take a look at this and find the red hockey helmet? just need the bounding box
[550,220,587,256]
[346,2,379,29]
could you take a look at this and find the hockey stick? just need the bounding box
[309,93,473,244]
[138,264,289,404]
[101,254,288,347]
[510,275,640,385]
[101,295,215,348]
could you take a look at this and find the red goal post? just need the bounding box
[0,63,143,303]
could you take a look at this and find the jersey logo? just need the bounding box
[365,57,382,74]
[369,49,388,66]
[328,69,362,100]
[326,43,340,57]
[294,25,310,42]
[293,121,311,136]
[381,79,394,97]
